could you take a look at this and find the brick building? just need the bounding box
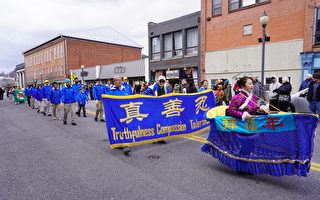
[148,12,201,86]
[23,26,142,84]
[201,0,306,92]
[301,0,320,80]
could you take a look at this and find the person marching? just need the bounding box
[198,80,209,92]
[41,80,52,116]
[61,78,77,125]
[93,79,108,122]
[30,83,37,109]
[108,76,130,155]
[122,77,133,95]
[76,87,88,117]
[34,84,43,113]
[24,85,31,106]
[49,82,62,120]
[72,77,82,95]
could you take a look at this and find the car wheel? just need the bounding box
[286,103,296,113]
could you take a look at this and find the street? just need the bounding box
[1,97,320,200]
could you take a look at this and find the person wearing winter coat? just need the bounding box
[93,79,108,122]
[268,76,281,111]
[223,80,232,105]
[41,80,52,116]
[252,76,265,105]
[273,77,292,112]
[307,73,320,115]
[299,74,313,91]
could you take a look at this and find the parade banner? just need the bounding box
[13,90,27,102]
[102,90,215,148]
[202,109,318,177]
[215,114,296,134]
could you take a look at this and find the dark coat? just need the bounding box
[274,82,292,102]
[307,81,320,102]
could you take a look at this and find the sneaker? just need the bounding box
[95,117,98,121]
[71,122,77,126]
[157,140,167,144]
[100,119,106,122]
[63,121,67,125]
[83,115,87,117]
[58,118,62,121]
[123,147,131,155]
[48,114,52,116]
[53,117,56,120]
[37,110,40,113]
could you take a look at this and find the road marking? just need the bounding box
[86,109,320,172]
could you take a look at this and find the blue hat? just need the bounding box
[65,78,71,83]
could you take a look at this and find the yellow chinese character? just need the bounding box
[221,118,238,130]
[195,96,209,114]
[161,98,185,118]
[245,119,258,131]
[120,102,149,124]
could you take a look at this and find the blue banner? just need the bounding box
[102,90,215,148]
[202,111,318,177]
[215,114,296,134]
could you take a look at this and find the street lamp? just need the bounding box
[259,11,269,90]
[81,65,85,84]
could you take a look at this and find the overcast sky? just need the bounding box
[0,0,200,73]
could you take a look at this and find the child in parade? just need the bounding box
[76,88,88,117]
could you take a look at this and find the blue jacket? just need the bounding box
[93,84,107,100]
[34,88,43,101]
[72,83,82,95]
[42,85,52,99]
[49,89,61,104]
[144,88,154,96]
[122,82,133,95]
[30,87,37,97]
[108,86,129,96]
[198,87,207,92]
[24,88,30,96]
[77,91,88,105]
[299,79,312,91]
[152,83,172,96]
[61,86,77,104]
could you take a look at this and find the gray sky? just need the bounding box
[0,0,200,73]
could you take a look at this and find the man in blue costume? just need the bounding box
[122,77,132,95]
[61,78,77,126]
[108,76,130,155]
[93,78,108,122]
[41,80,52,116]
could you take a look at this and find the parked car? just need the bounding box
[289,88,310,113]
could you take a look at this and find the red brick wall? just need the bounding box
[303,0,320,52]
[200,0,306,79]
[66,38,141,75]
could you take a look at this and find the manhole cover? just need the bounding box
[148,155,160,159]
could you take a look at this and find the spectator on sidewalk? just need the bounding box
[299,74,313,91]
[268,76,281,111]
[252,76,265,105]
[307,73,320,115]
[273,77,292,112]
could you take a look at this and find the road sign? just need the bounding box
[81,71,88,77]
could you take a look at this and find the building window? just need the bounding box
[49,49,52,61]
[151,36,160,60]
[229,0,269,11]
[213,0,222,15]
[315,8,320,45]
[163,34,172,58]
[60,44,64,58]
[57,46,60,59]
[186,28,198,55]
[173,31,182,57]
[54,47,56,59]
[243,24,252,35]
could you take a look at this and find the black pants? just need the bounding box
[27,95,31,106]
[269,99,279,111]
[78,104,86,116]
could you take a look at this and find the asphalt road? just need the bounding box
[0,97,320,200]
